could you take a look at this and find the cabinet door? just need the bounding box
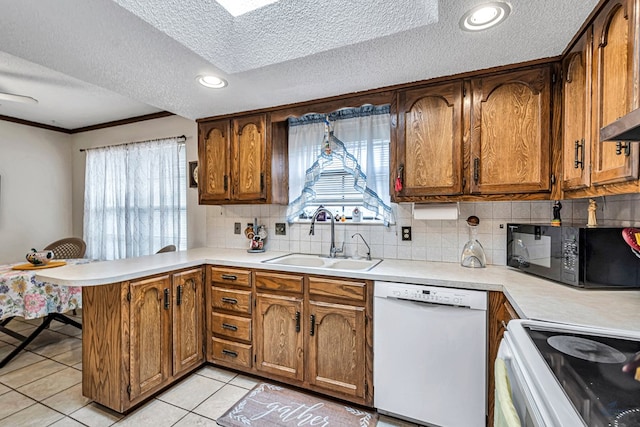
[470,67,552,194]
[172,268,204,376]
[395,81,464,198]
[307,301,366,399]
[562,29,593,191]
[254,293,304,381]
[233,115,267,201]
[129,274,172,400]
[199,120,231,202]
[591,0,639,185]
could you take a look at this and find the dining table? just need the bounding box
[0,258,89,368]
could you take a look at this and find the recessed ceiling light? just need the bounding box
[197,75,228,89]
[460,2,511,31]
[215,0,279,17]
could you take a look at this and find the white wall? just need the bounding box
[0,121,73,263]
[70,115,205,249]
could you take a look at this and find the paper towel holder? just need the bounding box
[412,202,460,220]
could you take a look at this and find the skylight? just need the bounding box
[215,0,279,17]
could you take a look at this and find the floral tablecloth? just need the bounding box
[0,259,89,321]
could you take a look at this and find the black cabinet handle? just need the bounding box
[163,289,170,310]
[221,297,238,304]
[221,274,237,281]
[222,349,238,358]
[223,175,228,191]
[574,140,584,169]
[222,323,238,331]
[295,311,300,333]
[310,314,316,336]
[260,173,264,191]
[176,285,183,306]
[473,157,479,184]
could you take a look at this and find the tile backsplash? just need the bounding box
[205,194,640,266]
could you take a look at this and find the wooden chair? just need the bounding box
[44,237,87,259]
[156,244,176,254]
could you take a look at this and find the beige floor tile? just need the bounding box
[0,382,10,396]
[157,374,224,411]
[0,350,44,375]
[194,365,236,383]
[229,374,259,390]
[113,399,188,426]
[0,358,66,388]
[72,361,82,370]
[32,336,82,358]
[0,344,17,360]
[51,346,83,366]
[0,402,63,427]
[42,383,92,415]
[172,413,217,426]
[0,326,36,345]
[48,417,87,427]
[192,384,248,421]
[70,402,122,427]
[18,366,82,401]
[1,319,37,333]
[49,323,83,337]
[25,329,67,349]
[0,389,36,419]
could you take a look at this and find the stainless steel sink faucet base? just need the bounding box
[309,207,344,258]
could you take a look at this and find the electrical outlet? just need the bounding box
[234,222,241,234]
[401,226,412,241]
[275,223,286,236]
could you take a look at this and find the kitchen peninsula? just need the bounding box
[36,248,640,414]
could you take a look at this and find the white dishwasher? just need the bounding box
[373,281,487,427]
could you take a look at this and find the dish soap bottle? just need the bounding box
[461,215,486,268]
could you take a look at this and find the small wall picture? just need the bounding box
[189,161,198,188]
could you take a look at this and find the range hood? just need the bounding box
[600,108,640,141]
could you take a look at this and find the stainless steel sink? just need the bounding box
[263,253,382,271]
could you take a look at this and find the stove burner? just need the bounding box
[547,335,627,363]
[613,408,640,427]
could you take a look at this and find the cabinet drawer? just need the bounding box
[212,287,252,314]
[308,277,366,302]
[210,267,251,287]
[255,271,304,293]
[212,337,252,369]
[212,312,252,342]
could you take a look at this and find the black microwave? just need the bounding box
[506,223,640,289]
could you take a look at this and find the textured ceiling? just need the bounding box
[0,0,600,130]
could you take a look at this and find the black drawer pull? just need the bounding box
[221,274,237,281]
[295,311,300,333]
[221,297,238,304]
[222,323,238,331]
[222,349,238,358]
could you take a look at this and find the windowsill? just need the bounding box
[290,219,392,226]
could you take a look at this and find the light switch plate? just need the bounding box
[234,222,241,234]
[275,223,286,235]
[401,226,412,241]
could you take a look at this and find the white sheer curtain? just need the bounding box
[83,137,186,260]
[286,106,394,224]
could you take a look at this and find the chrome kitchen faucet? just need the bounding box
[309,207,344,258]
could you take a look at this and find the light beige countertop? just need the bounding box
[37,247,640,333]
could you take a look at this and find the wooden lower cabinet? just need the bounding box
[82,267,204,413]
[206,268,373,407]
[487,291,520,427]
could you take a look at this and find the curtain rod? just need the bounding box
[79,135,186,152]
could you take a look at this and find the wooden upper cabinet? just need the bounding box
[198,113,272,204]
[591,0,639,185]
[129,274,172,400]
[470,66,552,195]
[199,120,231,203]
[395,81,464,199]
[562,29,593,191]
[233,115,267,201]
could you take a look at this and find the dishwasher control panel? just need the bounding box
[374,281,487,310]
